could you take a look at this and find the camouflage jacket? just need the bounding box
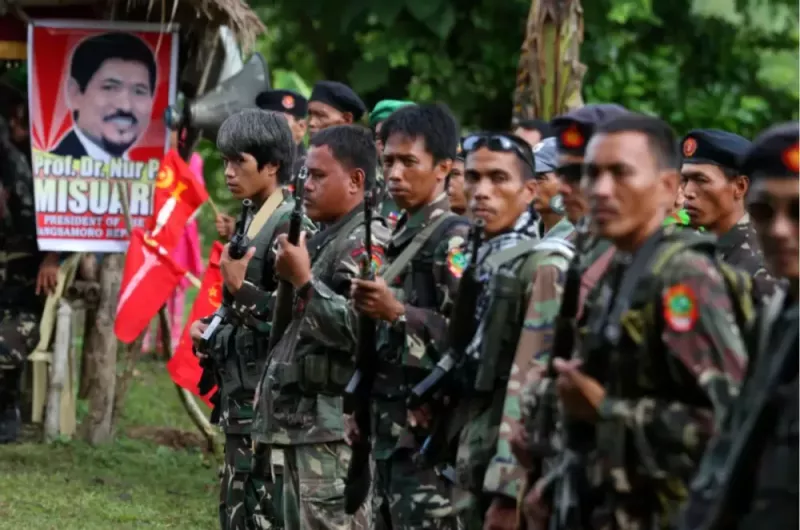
[483,216,576,501]
[0,116,42,314]
[571,228,748,529]
[717,213,777,302]
[371,193,470,460]
[254,204,391,445]
[212,191,316,435]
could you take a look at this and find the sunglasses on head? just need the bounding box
[461,133,536,173]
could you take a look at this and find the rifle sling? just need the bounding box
[577,245,616,321]
[247,188,286,239]
[380,212,455,285]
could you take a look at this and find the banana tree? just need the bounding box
[513,0,587,122]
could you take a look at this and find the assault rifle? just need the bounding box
[342,188,377,514]
[199,198,254,351]
[406,218,484,462]
[267,167,308,351]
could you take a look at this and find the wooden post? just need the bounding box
[44,299,72,441]
[79,253,123,445]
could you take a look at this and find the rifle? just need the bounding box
[267,167,308,351]
[406,218,485,462]
[342,188,377,514]
[199,198,254,351]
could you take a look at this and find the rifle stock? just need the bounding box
[343,189,377,514]
[268,167,308,351]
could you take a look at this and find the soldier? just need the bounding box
[483,133,575,529]
[679,122,799,530]
[348,103,468,530]
[530,114,749,529]
[369,99,416,226]
[447,150,468,216]
[255,124,390,530]
[0,96,60,443]
[680,129,775,299]
[529,137,569,237]
[189,109,310,530]
[307,81,367,137]
[256,89,309,175]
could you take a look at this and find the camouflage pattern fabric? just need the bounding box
[256,206,391,446]
[220,434,278,530]
[282,442,370,530]
[372,193,469,460]
[716,213,777,302]
[0,310,39,371]
[483,218,575,501]
[569,229,749,529]
[372,451,457,530]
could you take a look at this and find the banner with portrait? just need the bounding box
[27,20,178,252]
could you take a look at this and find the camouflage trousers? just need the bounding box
[282,442,370,530]
[0,310,38,371]
[220,433,280,530]
[373,450,458,530]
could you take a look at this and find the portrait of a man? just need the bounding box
[51,32,157,161]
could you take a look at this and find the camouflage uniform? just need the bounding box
[205,189,315,530]
[482,217,575,504]
[717,213,777,302]
[0,116,42,443]
[371,193,468,530]
[255,204,390,530]
[552,226,749,529]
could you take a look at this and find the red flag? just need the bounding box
[147,149,209,252]
[114,229,188,344]
[167,242,224,406]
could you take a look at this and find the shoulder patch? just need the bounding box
[663,284,698,332]
[446,246,467,278]
[351,245,385,273]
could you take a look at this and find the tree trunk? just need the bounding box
[79,253,123,445]
[44,300,73,441]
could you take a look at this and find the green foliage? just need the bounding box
[248,0,796,137]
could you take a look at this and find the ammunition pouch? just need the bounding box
[218,327,270,400]
[297,349,354,396]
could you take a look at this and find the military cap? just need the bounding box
[455,141,465,161]
[740,122,799,180]
[310,81,367,121]
[550,104,629,156]
[256,89,308,118]
[533,137,558,173]
[369,99,415,128]
[681,129,751,171]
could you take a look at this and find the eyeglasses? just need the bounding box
[461,133,536,173]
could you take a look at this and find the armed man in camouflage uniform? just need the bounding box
[481,136,576,530]
[680,129,776,301]
[190,109,312,530]
[528,114,749,530]
[680,122,800,530]
[0,96,60,443]
[369,99,416,227]
[254,124,390,530]
[348,103,468,530]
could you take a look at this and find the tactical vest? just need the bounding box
[472,238,576,393]
[269,212,369,397]
[582,229,755,511]
[216,199,295,401]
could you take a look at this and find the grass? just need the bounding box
[0,357,219,530]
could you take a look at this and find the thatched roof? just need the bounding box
[10,0,265,53]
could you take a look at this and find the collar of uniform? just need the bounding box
[307,201,364,257]
[391,192,450,248]
[543,216,575,241]
[717,212,752,255]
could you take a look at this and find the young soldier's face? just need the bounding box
[584,131,675,249]
[681,163,747,229]
[465,147,535,237]
[223,153,274,200]
[383,133,450,211]
[748,177,799,279]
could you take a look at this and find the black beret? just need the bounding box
[550,104,629,156]
[741,122,799,180]
[680,129,750,171]
[309,81,367,121]
[256,89,308,118]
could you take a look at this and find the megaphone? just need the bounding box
[165,53,270,141]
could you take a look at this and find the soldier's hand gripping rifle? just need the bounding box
[199,198,254,351]
[406,219,485,462]
[342,188,377,514]
[268,167,308,351]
